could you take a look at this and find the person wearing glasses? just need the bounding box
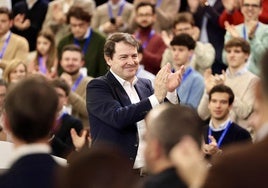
[223,0,268,76]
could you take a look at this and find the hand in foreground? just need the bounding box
[70,128,91,151]
[170,136,208,188]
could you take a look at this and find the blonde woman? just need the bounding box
[3,59,27,84]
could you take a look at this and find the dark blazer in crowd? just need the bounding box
[87,71,154,163]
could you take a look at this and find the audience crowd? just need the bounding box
[0,0,268,187]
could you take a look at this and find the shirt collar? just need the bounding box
[26,0,38,9]
[226,66,248,77]
[7,143,51,167]
[110,69,138,87]
[209,118,231,132]
[108,0,125,9]
[82,27,91,39]
[0,31,11,42]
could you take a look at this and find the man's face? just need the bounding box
[171,45,192,70]
[69,17,89,39]
[55,87,68,112]
[173,22,193,36]
[105,41,139,83]
[208,92,232,121]
[135,5,155,29]
[0,13,12,36]
[226,46,248,70]
[241,0,261,21]
[60,50,84,75]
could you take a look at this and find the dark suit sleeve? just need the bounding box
[86,78,153,130]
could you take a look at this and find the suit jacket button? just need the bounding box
[130,157,134,160]
[134,144,138,147]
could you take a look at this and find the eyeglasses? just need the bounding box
[137,13,154,17]
[242,3,260,8]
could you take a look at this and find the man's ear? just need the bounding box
[105,55,112,67]
[80,59,85,67]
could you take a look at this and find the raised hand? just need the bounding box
[203,135,222,155]
[154,64,169,102]
[70,128,90,151]
[166,65,184,92]
[161,30,173,46]
[224,21,240,38]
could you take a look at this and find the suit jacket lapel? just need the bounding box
[106,71,132,106]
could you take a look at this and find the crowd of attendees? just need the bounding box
[0,0,268,187]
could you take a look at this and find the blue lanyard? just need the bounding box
[72,74,83,92]
[74,28,92,55]
[108,0,125,18]
[208,121,232,148]
[182,67,193,82]
[38,56,47,74]
[0,32,11,59]
[135,29,155,49]
[243,22,259,40]
[156,0,162,7]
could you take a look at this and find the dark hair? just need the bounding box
[170,33,196,50]
[4,76,58,143]
[224,37,250,54]
[35,29,57,70]
[135,2,155,14]
[50,78,70,96]
[0,7,13,20]
[147,103,203,156]
[61,44,84,61]
[104,32,139,59]
[67,5,92,24]
[58,145,138,188]
[173,12,195,28]
[209,84,235,105]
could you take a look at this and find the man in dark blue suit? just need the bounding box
[0,76,59,188]
[86,32,184,169]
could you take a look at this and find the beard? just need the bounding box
[66,69,80,76]
[137,22,153,30]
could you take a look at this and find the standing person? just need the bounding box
[27,30,58,79]
[0,76,59,188]
[58,5,107,77]
[161,12,215,76]
[187,0,226,74]
[133,2,167,75]
[203,84,251,157]
[60,44,93,128]
[198,37,259,129]
[223,0,268,76]
[42,0,95,45]
[130,0,181,32]
[143,103,203,188]
[169,51,268,188]
[0,7,29,64]
[170,33,204,109]
[87,32,184,169]
[11,0,48,51]
[91,0,134,36]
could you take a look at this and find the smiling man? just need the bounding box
[86,32,184,172]
[203,84,251,157]
[57,5,107,77]
[224,0,268,75]
[198,37,259,129]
